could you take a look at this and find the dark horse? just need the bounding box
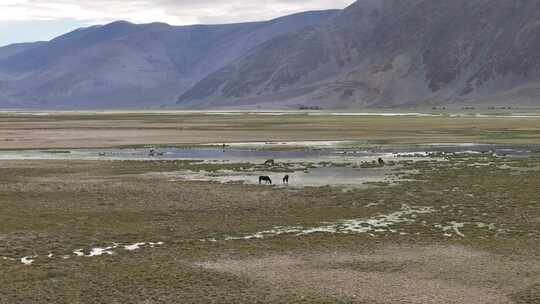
[259,176,272,184]
[283,175,289,184]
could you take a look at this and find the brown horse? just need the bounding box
[283,175,289,184]
[259,176,272,184]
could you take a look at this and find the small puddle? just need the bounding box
[20,256,37,265]
[203,210,509,242]
[1,241,164,266]
[436,222,466,237]
[205,205,436,241]
[435,222,506,238]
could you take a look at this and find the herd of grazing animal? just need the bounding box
[97,148,165,157]
[258,158,386,186]
[149,149,164,157]
[258,175,290,185]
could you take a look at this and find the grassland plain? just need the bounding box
[0,112,539,303]
[0,153,539,303]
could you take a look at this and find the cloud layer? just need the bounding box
[0,0,354,25]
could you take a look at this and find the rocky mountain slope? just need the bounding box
[178,0,540,109]
[0,10,338,108]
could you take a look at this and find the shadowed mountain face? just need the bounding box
[178,0,540,109]
[0,42,46,61]
[0,10,338,109]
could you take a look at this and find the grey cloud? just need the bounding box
[0,0,354,25]
[0,0,354,45]
[158,0,353,23]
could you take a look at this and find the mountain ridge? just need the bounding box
[178,0,540,109]
[0,10,339,108]
[4,0,540,109]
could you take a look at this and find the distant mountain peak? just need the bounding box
[106,20,134,26]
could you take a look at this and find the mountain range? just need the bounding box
[3,0,540,109]
[178,0,540,109]
[0,10,337,109]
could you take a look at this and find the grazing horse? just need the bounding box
[378,158,385,166]
[283,175,289,184]
[259,176,272,184]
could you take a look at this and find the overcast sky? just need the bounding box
[0,0,354,47]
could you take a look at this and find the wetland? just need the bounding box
[1,112,539,303]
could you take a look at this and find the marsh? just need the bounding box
[1,112,539,303]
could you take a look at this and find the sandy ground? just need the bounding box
[199,244,539,304]
[1,112,540,148]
